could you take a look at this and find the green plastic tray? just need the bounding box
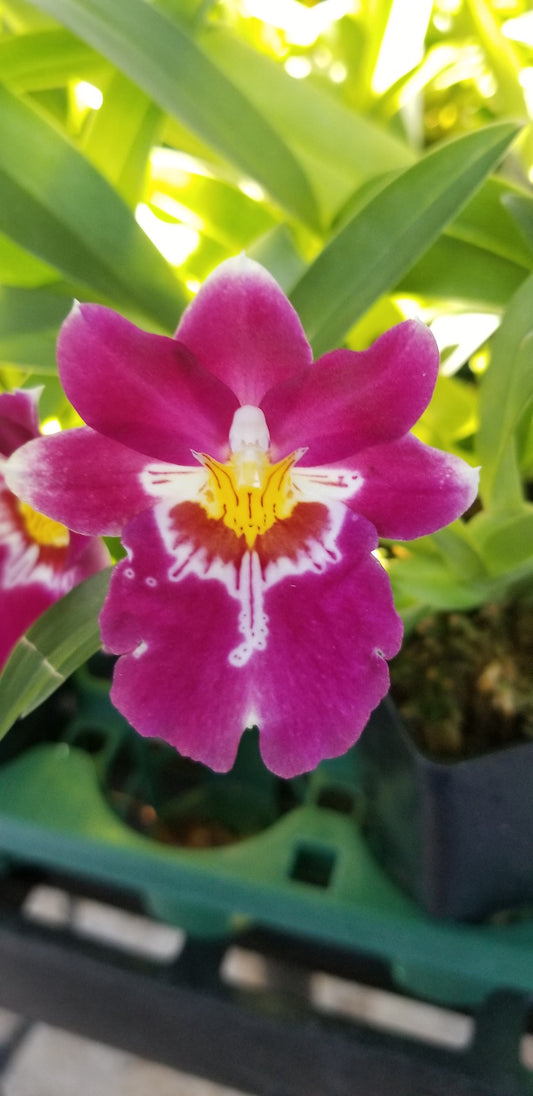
[1,662,533,1008]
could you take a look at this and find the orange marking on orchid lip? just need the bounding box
[17,501,69,548]
[198,450,299,550]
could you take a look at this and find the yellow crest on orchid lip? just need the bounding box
[198,450,299,550]
[17,500,69,548]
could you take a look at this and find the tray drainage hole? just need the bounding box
[290,843,336,889]
[315,786,355,815]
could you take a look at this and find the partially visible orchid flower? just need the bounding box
[0,388,110,670]
[6,257,479,776]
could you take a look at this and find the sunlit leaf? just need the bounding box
[415,374,478,452]
[0,231,58,287]
[27,0,319,228]
[290,122,521,355]
[464,0,527,118]
[1,0,56,32]
[504,192,533,258]
[148,155,276,250]
[0,27,106,91]
[478,274,533,508]
[451,178,533,271]
[202,25,413,223]
[0,85,186,330]
[82,70,162,207]
[399,235,526,308]
[468,509,533,585]
[0,568,111,740]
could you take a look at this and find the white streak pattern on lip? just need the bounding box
[137,411,363,670]
[152,496,346,669]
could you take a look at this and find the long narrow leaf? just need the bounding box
[82,70,162,207]
[0,27,106,90]
[27,0,319,228]
[202,26,413,222]
[0,568,111,739]
[478,275,533,507]
[290,122,521,356]
[0,85,186,330]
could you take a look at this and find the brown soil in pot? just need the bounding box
[390,601,533,758]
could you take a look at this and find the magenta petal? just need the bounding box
[5,428,155,535]
[253,511,403,777]
[57,303,239,463]
[100,508,251,772]
[176,255,313,405]
[0,512,109,671]
[346,433,480,539]
[262,320,440,464]
[0,579,57,668]
[0,388,40,456]
[100,502,402,778]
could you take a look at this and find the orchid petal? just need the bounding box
[0,578,57,667]
[252,510,403,776]
[57,303,239,463]
[0,536,110,668]
[100,506,252,772]
[176,255,313,406]
[262,320,439,464]
[0,486,110,670]
[5,428,157,536]
[341,433,480,539]
[100,501,402,777]
[0,388,41,456]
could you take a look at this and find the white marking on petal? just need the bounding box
[293,466,363,502]
[153,498,349,670]
[140,463,206,502]
[133,640,149,658]
[262,501,344,589]
[124,567,135,579]
[229,551,269,667]
[145,576,157,587]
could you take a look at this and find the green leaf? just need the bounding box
[0,85,186,330]
[450,178,533,271]
[0,286,71,336]
[148,157,276,251]
[415,374,478,452]
[468,509,533,583]
[0,286,72,373]
[0,230,58,287]
[201,26,413,223]
[0,568,111,740]
[389,552,496,611]
[504,192,533,257]
[478,276,533,507]
[464,0,527,118]
[463,0,533,172]
[0,27,106,91]
[82,70,162,207]
[290,122,521,356]
[398,234,526,309]
[1,0,57,31]
[27,0,319,228]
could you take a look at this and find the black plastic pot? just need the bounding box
[357,698,533,922]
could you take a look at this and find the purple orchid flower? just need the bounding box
[5,257,478,776]
[0,388,110,670]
